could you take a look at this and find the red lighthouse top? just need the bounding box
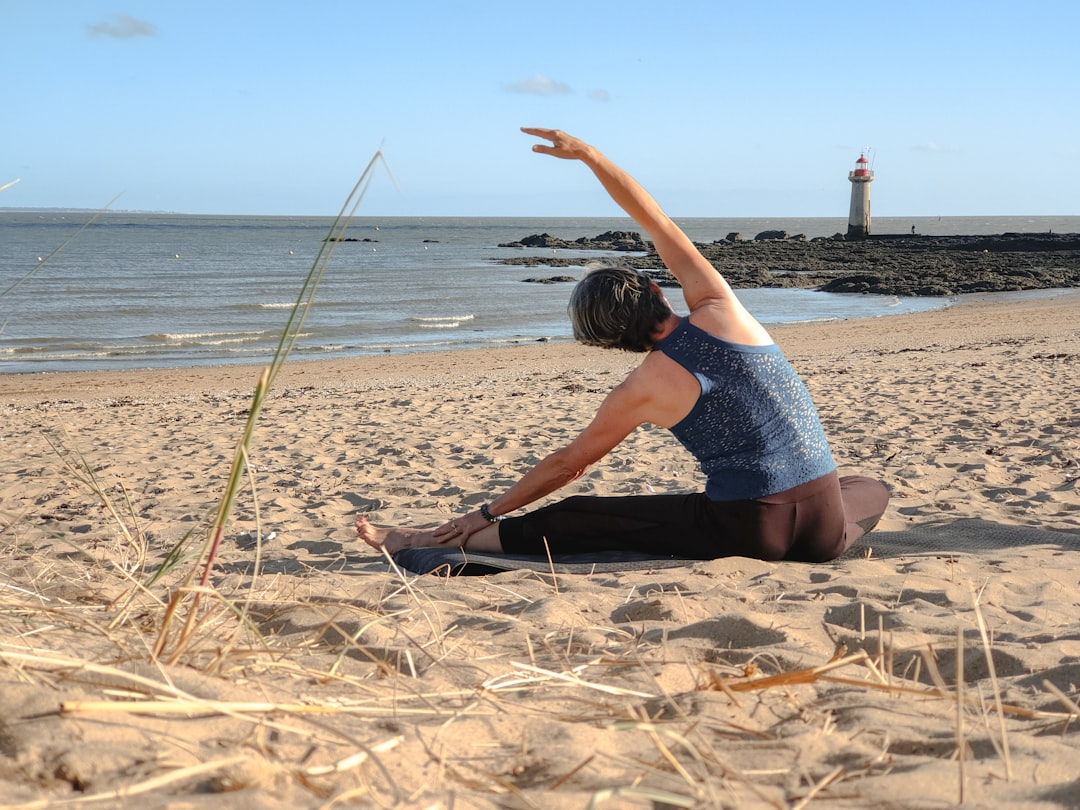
[852,154,870,178]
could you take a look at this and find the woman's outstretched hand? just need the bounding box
[431,510,487,546]
[521,127,593,161]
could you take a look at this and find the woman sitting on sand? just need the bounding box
[357,127,889,562]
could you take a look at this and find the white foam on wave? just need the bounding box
[410,314,476,330]
[411,314,475,323]
[253,302,307,310]
[148,331,267,344]
[772,316,841,326]
[295,343,346,354]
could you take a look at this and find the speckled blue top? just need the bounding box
[655,318,835,501]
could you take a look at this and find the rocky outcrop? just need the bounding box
[499,230,647,251]
[500,231,1080,296]
[521,275,577,284]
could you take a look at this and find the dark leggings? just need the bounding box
[498,472,889,563]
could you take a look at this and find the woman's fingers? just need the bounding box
[522,127,589,161]
[521,126,558,139]
[433,518,471,545]
[523,127,569,151]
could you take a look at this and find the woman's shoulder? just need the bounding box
[688,300,774,346]
[625,348,702,429]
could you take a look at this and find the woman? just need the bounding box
[356,127,889,562]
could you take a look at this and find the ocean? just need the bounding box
[2,211,1077,375]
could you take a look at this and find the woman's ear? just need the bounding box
[650,281,673,310]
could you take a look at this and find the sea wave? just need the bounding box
[410,314,476,323]
[411,314,476,330]
[145,330,270,345]
[5,212,1013,374]
[240,302,309,310]
[771,316,841,326]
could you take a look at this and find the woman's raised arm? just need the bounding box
[522,127,732,312]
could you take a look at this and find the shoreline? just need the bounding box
[3,287,1077,403]
[5,215,1076,376]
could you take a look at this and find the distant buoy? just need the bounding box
[175,253,180,259]
[37,256,43,262]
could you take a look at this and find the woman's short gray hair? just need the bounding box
[568,263,671,352]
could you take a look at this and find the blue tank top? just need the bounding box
[655,318,835,501]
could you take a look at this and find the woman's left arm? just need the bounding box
[433,374,655,542]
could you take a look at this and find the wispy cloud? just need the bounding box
[587,89,611,103]
[912,141,960,154]
[86,14,158,39]
[503,74,573,96]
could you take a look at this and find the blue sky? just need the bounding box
[4,1,1078,217]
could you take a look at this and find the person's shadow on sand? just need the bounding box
[837,518,1080,560]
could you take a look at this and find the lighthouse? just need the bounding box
[847,153,873,238]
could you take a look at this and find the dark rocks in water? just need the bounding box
[325,236,378,242]
[504,256,581,268]
[753,230,806,242]
[521,275,577,284]
[499,230,647,251]
[944,233,1077,252]
[676,232,1080,295]
[807,234,1080,296]
[584,230,646,249]
[509,232,559,248]
[818,275,956,297]
[496,230,1080,297]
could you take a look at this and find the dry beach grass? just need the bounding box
[0,291,1078,808]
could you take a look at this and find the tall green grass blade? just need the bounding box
[266,149,394,387]
[153,148,394,660]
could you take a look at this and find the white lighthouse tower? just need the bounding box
[847,153,873,238]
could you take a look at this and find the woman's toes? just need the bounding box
[354,516,384,549]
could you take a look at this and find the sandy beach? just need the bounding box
[1,290,1078,808]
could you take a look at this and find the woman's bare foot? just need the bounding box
[354,516,444,554]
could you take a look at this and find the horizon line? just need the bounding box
[1,206,1077,220]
